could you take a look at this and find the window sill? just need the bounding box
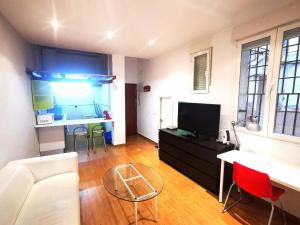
[235,126,266,137]
[235,126,300,145]
[267,132,300,145]
[191,89,209,94]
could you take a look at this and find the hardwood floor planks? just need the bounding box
[79,135,298,225]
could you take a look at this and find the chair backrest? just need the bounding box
[73,126,88,135]
[233,162,273,199]
[88,123,103,137]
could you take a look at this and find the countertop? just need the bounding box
[34,117,114,128]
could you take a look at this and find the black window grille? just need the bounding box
[274,28,300,137]
[237,38,270,127]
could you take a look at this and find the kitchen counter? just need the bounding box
[34,118,114,128]
[35,117,114,153]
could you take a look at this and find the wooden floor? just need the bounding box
[79,135,296,225]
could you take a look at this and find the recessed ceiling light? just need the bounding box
[148,40,154,46]
[50,19,60,29]
[106,31,115,39]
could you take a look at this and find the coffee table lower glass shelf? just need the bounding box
[103,163,164,224]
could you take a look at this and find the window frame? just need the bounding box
[191,48,212,94]
[268,21,300,144]
[234,30,277,137]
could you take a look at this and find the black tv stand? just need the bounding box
[159,128,233,194]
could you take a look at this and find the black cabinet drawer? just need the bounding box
[159,131,219,165]
[158,129,233,195]
[159,150,218,194]
[159,141,219,178]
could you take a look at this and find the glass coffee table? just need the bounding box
[103,163,164,224]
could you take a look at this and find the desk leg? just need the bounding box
[134,202,138,225]
[219,159,225,202]
[114,169,118,191]
[154,196,157,222]
[63,126,66,153]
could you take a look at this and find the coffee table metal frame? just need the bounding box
[113,163,158,224]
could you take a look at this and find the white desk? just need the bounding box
[217,150,300,202]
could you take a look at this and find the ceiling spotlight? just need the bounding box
[148,40,154,46]
[50,19,60,29]
[106,31,115,39]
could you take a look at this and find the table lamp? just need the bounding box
[231,116,260,150]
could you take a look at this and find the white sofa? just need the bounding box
[0,152,80,225]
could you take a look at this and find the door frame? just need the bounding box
[159,96,173,129]
[125,83,137,136]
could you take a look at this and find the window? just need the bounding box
[236,21,300,143]
[191,48,212,93]
[237,38,270,127]
[274,28,300,137]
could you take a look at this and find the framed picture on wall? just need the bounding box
[191,47,212,93]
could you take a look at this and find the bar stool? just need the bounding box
[73,126,90,153]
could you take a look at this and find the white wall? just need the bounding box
[111,54,126,145]
[53,84,103,119]
[0,14,39,167]
[125,57,140,84]
[232,1,300,41]
[137,27,236,142]
[137,22,300,219]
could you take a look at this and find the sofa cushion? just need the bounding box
[8,152,78,182]
[0,164,34,225]
[15,173,80,225]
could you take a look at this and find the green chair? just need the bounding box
[88,123,106,152]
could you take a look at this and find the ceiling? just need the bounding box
[0,0,295,58]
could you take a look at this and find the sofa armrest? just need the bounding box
[8,152,78,182]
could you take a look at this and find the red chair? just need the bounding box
[223,162,286,225]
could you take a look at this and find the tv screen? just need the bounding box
[178,102,220,138]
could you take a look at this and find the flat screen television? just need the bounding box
[178,102,221,139]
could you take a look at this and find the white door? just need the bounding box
[160,97,173,129]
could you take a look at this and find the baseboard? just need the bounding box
[40,149,64,156]
[136,133,158,145]
[40,141,65,152]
